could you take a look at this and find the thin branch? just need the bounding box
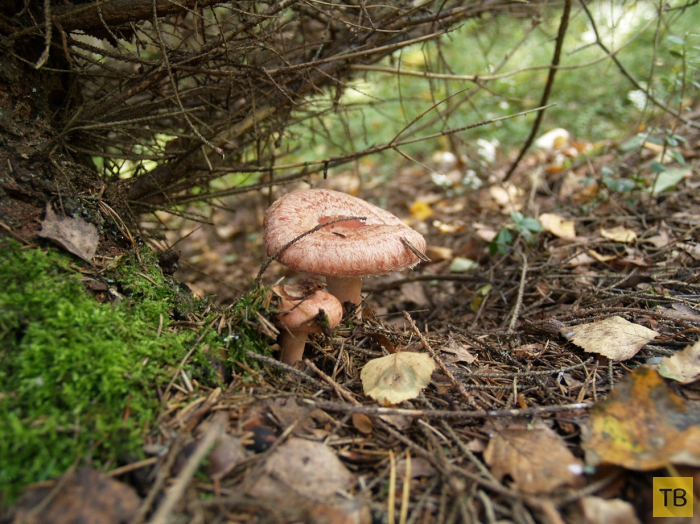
[504,0,572,181]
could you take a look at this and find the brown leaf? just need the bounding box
[9,467,139,524]
[251,438,355,501]
[561,316,658,361]
[483,419,583,494]
[38,204,99,261]
[352,413,373,435]
[580,496,641,524]
[582,367,700,469]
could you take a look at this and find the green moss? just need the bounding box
[222,284,274,365]
[0,241,219,503]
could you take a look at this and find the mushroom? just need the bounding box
[271,282,343,365]
[264,189,428,311]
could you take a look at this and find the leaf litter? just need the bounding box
[7,124,700,523]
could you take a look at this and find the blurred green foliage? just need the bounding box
[282,3,699,171]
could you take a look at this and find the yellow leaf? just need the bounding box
[582,367,700,470]
[561,316,657,361]
[539,213,576,239]
[409,200,433,221]
[600,226,637,243]
[361,353,435,405]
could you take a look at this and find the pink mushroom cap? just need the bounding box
[263,189,427,278]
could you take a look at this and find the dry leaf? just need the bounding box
[489,185,524,213]
[600,226,637,243]
[655,304,700,322]
[205,434,246,480]
[352,413,373,435]
[425,245,453,262]
[38,204,99,261]
[580,496,641,524]
[409,199,434,221]
[249,440,370,524]
[582,367,700,469]
[441,338,477,364]
[658,340,700,384]
[587,249,617,263]
[473,222,498,242]
[483,419,583,494]
[9,467,139,524]
[561,316,658,361]
[535,128,570,151]
[361,352,435,405]
[250,438,355,501]
[539,213,577,239]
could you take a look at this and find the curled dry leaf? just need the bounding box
[483,418,583,494]
[658,340,700,384]
[352,412,373,435]
[600,226,637,243]
[561,316,658,361]
[582,367,700,470]
[539,213,576,239]
[361,352,435,406]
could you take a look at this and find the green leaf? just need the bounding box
[650,167,691,195]
[489,228,513,256]
[650,161,667,174]
[449,257,479,273]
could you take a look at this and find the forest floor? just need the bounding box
[3,115,700,523]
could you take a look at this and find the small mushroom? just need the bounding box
[272,282,343,365]
[264,189,428,311]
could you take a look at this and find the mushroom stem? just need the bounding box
[325,277,363,310]
[278,330,309,365]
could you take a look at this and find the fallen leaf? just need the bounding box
[678,242,700,260]
[8,467,139,524]
[449,257,478,273]
[650,167,692,195]
[483,418,583,494]
[400,281,429,306]
[473,222,498,242]
[642,230,671,248]
[587,249,617,263]
[250,438,355,501]
[205,434,246,480]
[600,226,637,243]
[580,496,641,524]
[535,128,570,150]
[361,352,435,405]
[247,439,371,522]
[409,199,434,221]
[441,338,477,364]
[539,213,577,239]
[561,316,658,361]
[489,185,524,213]
[658,340,700,384]
[425,245,453,262]
[38,204,99,261]
[352,413,373,435]
[582,367,700,469]
[655,304,700,322]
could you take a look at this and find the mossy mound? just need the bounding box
[0,241,228,503]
